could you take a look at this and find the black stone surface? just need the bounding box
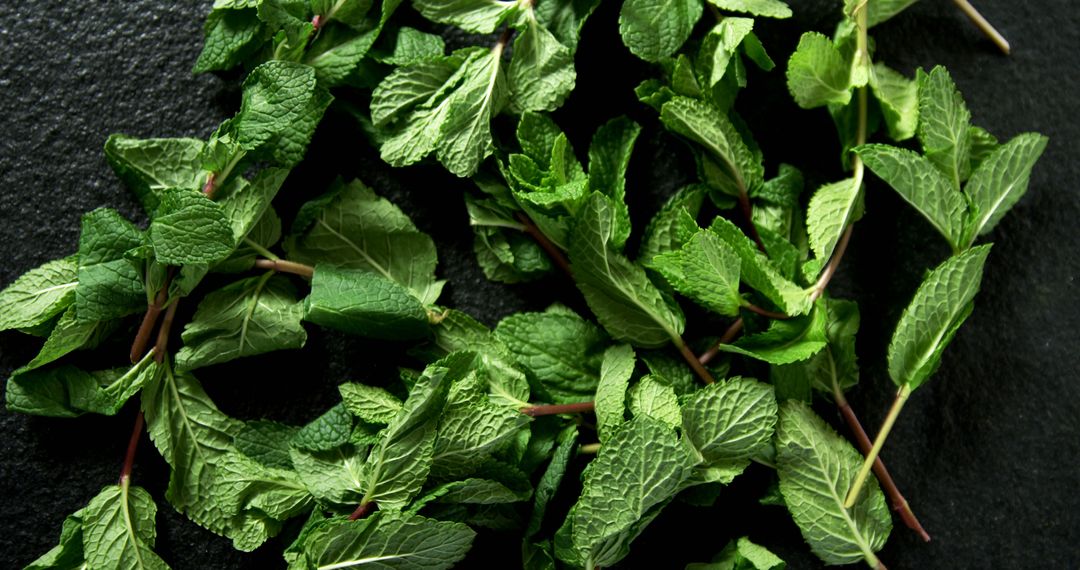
[1,0,1077,568]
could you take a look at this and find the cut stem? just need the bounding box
[578,443,601,455]
[674,336,715,384]
[951,0,1011,55]
[119,411,145,484]
[348,501,376,521]
[254,258,315,279]
[833,381,930,541]
[521,401,595,417]
[153,300,180,364]
[845,384,913,508]
[516,212,572,278]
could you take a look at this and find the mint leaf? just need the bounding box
[869,64,918,141]
[639,185,705,266]
[806,177,862,265]
[855,143,967,250]
[618,0,704,63]
[687,536,786,569]
[775,401,891,567]
[230,60,332,167]
[699,18,755,88]
[82,483,169,570]
[412,0,524,33]
[193,6,263,74]
[175,273,306,371]
[495,305,609,404]
[845,0,919,27]
[374,47,507,177]
[785,32,851,109]
[294,402,354,452]
[25,509,85,570]
[526,426,578,538]
[888,245,991,390]
[432,373,529,478]
[104,135,205,213]
[213,450,312,526]
[587,116,641,248]
[373,27,446,66]
[628,376,681,428]
[772,298,861,400]
[569,417,695,568]
[339,383,403,424]
[708,0,791,18]
[361,353,473,510]
[7,355,157,418]
[917,66,972,190]
[304,265,431,340]
[570,193,686,348]
[290,513,476,570]
[234,420,299,470]
[709,216,811,315]
[682,377,777,471]
[150,188,235,266]
[961,133,1048,247]
[76,209,145,322]
[653,229,743,317]
[508,16,575,112]
[660,96,762,198]
[718,303,827,364]
[594,344,636,442]
[287,181,444,305]
[15,306,119,373]
[0,255,77,332]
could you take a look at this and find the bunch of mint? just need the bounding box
[2,1,1046,569]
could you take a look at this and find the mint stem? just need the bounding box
[130,299,163,364]
[743,303,789,320]
[578,443,601,455]
[348,501,376,521]
[254,258,315,279]
[521,401,595,417]
[153,300,180,364]
[845,384,913,507]
[833,383,930,541]
[951,0,1010,55]
[674,336,715,384]
[118,410,145,484]
[737,190,767,253]
[698,318,744,366]
[516,213,572,278]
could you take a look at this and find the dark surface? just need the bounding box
[1,0,1077,568]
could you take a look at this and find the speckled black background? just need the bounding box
[1,1,1077,568]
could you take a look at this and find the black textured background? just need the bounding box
[1,1,1078,568]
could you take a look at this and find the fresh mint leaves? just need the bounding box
[3,0,1045,568]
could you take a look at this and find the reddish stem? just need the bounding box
[676,339,715,384]
[737,191,767,253]
[311,14,323,30]
[698,318,744,366]
[521,401,595,417]
[119,411,145,483]
[201,173,216,196]
[130,301,163,364]
[254,258,315,279]
[743,303,790,320]
[348,501,376,521]
[836,395,931,541]
[153,300,180,364]
[516,213,572,279]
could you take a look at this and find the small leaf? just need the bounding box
[291,512,476,570]
[150,188,235,266]
[304,265,431,340]
[594,344,636,442]
[653,229,743,317]
[888,245,992,390]
[786,33,851,109]
[618,0,704,62]
[707,0,791,18]
[0,256,77,332]
[962,133,1048,246]
[855,143,967,249]
[806,177,862,265]
[339,383,403,424]
[628,376,681,428]
[682,377,777,470]
[917,66,972,189]
[82,483,169,570]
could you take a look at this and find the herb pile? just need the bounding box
[2,0,1047,569]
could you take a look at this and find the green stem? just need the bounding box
[951,0,1011,55]
[254,258,315,279]
[844,384,912,508]
[243,237,280,260]
[578,443,601,455]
